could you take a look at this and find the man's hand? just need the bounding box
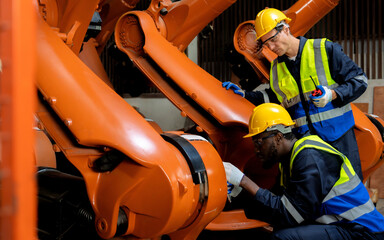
[223,162,244,187]
[227,182,242,201]
[310,85,332,107]
[222,82,245,97]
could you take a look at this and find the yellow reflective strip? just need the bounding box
[300,39,319,93]
[334,166,351,186]
[320,38,335,85]
[314,39,328,86]
[289,135,355,179]
[273,61,301,102]
[272,38,338,106]
[334,156,356,187]
[299,38,337,93]
[271,60,284,103]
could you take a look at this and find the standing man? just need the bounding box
[222,8,367,180]
[224,103,384,240]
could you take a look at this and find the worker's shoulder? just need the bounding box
[294,147,340,167]
[293,147,341,180]
[323,38,344,53]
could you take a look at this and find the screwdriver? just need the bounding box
[310,76,322,97]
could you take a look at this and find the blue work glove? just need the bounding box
[227,182,242,202]
[310,85,332,108]
[222,81,245,97]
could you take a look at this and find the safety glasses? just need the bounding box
[260,27,283,47]
[252,132,277,147]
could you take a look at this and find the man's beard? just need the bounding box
[262,142,279,169]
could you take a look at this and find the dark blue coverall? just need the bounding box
[242,147,384,240]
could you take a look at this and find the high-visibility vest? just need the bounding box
[280,135,384,232]
[270,38,354,142]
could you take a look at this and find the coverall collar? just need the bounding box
[276,36,308,64]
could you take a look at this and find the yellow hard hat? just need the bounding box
[254,8,291,40]
[244,103,295,138]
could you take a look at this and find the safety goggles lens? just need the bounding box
[252,132,277,146]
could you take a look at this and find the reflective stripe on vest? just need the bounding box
[270,38,354,141]
[280,135,384,232]
[286,135,356,184]
[316,190,376,224]
[273,82,339,109]
[281,195,305,224]
[295,104,352,128]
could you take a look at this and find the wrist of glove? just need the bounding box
[222,81,245,97]
[223,162,244,187]
[310,85,332,108]
[227,182,242,202]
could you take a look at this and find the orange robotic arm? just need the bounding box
[36,4,227,239]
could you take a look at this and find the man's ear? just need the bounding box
[283,26,291,35]
[275,132,283,144]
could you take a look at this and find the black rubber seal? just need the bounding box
[161,133,206,184]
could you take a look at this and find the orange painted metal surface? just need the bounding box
[115,9,277,232]
[95,0,140,54]
[146,0,237,52]
[37,96,227,238]
[1,0,381,239]
[352,104,384,180]
[0,0,37,239]
[205,209,270,231]
[38,0,100,54]
[233,20,275,83]
[36,11,227,238]
[116,11,255,127]
[79,38,113,89]
[34,130,57,168]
